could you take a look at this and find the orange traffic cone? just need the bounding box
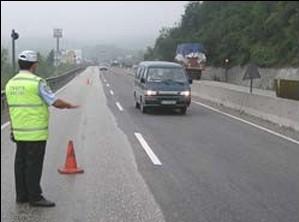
[58,140,84,174]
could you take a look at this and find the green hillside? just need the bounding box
[144,1,299,67]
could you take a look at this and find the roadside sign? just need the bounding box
[243,63,261,80]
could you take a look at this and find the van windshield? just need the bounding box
[147,68,187,83]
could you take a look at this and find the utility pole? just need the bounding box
[53,28,63,66]
[11,29,19,74]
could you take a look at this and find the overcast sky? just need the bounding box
[1,1,187,49]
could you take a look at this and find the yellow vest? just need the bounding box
[5,71,49,141]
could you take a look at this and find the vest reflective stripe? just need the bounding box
[12,77,40,82]
[8,104,44,108]
[5,72,49,141]
[12,127,48,132]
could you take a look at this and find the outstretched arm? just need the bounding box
[38,80,79,109]
[52,99,80,109]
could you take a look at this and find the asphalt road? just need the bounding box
[1,66,299,222]
[1,67,164,222]
[101,67,299,222]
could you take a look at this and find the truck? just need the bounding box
[175,43,207,80]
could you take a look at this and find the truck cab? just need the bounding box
[175,43,207,80]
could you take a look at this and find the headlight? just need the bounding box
[146,90,158,96]
[180,91,191,96]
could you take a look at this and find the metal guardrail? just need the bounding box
[1,66,86,125]
[46,66,85,92]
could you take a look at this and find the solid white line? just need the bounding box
[106,83,110,87]
[110,90,114,95]
[192,101,299,145]
[116,102,124,111]
[1,121,10,131]
[134,132,162,166]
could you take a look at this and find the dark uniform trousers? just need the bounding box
[15,141,46,202]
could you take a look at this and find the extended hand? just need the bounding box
[69,104,80,109]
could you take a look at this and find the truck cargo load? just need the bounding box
[175,43,207,80]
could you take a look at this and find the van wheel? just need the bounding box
[180,107,187,115]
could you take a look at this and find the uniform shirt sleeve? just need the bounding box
[39,81,57,106]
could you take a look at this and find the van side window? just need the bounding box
[141,68,147,80]
[136,67,142,79]
[140,68,145,80]
[137,67,144,79]
[141,68,145,79]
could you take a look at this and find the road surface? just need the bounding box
[1,66,299,222]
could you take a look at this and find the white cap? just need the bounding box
[18,50,38,62]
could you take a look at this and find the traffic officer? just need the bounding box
[5,50,79,207]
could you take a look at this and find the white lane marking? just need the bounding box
[134,132,162,166]
[106,83,110,87]
[116,102,124,111]
[192,101,299,145]
[110,90,114,95]
[103,79,107,83]
[1,121,10,131]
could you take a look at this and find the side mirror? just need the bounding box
[189,78,193,84]
[140,78,145,84]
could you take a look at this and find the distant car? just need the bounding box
[99,65,108,71]
[111,60,119,66]
[134,61,192,114]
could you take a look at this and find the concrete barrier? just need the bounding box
[192,81,299,131]
[118,67,299,131]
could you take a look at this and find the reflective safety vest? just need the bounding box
[5,71,49,141]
